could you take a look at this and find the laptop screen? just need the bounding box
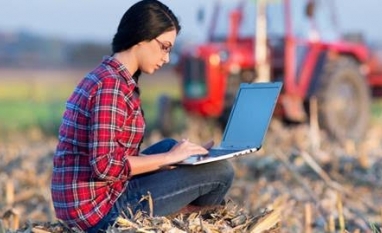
[220,82,282,149]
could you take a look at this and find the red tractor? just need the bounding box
[157,0,382,142]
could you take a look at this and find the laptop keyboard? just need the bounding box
[207,149,241,157]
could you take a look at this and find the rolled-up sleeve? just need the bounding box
[89,76,144,181]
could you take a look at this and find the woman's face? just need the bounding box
[138,29,177,74]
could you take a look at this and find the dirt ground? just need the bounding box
[1,119,382,232]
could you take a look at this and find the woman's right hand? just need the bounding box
[167,139,208,164]
[128,139,209,175]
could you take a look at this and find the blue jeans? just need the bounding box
[86,138,234,232]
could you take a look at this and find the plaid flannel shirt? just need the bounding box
[51,56,145,230]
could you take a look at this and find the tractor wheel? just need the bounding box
[316,57,371,142]
[156,94,176,137]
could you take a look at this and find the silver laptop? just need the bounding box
[178,82,282,165]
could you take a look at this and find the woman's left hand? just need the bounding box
[202,140,214,150]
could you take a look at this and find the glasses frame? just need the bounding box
[154,38,172,53]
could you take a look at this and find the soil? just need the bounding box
[1,119,382,232]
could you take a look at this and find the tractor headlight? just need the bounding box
[209,54,221,66]
[209,50,230,66]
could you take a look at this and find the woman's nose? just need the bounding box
[162,53,170,64]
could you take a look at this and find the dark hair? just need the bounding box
[112,0,180,93]
[112,0,181,82]
[112,0,181,54]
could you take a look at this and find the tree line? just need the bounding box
[0,30,111,69]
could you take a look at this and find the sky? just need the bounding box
[0,0,381,44]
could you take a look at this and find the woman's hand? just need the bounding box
[167,139,208,164]
[202,139,214,150]
[129,139,212,175]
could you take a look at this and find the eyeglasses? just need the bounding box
[154,38,172,53]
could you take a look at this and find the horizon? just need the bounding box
[0,0,381,44]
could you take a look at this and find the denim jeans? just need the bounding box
[86,138,235,232]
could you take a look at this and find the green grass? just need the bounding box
[0,99,64,133]
[0,69,181,138]
[371,98,382,118]
[140,81,182,132]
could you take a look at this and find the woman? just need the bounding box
[51,0,234,232]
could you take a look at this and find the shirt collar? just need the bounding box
[102,55,137,86]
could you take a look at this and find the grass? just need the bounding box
[139,71,182,131]
[0,100,61,130]
[0,68,181,138]
[371,98,382,119]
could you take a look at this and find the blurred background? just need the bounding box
[1,0,382,231]
[0,0,381,139]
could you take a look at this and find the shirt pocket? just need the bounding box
[118,106,145,149]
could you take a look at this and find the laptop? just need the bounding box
[177,81,282,165]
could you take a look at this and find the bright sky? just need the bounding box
[0,0,381,43]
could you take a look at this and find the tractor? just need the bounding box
[157,0,382,143]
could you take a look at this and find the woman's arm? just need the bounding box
[128,139,208,176]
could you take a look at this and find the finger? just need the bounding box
[202,140,214,149]
[195,146,208,154]
[181,138,189,142]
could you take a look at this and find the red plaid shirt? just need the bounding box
[51,56,145,230]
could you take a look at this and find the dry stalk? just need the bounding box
[300,151,343,191]
[328,214,335,233]
[31,226,51,233]
[344,139,356,156]
[304,202,312,233]
[300,151,381,218]
[13,189,36,203]
[2,209,19,231]
[336,192,346,232]
[357,142,371,169]
[273,150,326,220]
[298,151,380,232]
[249,208,281,233]
[148,191,154,218]
[138,192,154,218]
[0,220,6,233]
[116,216,139,228]
[309,97,321,151]
[6,180,14,205]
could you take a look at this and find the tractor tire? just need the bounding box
[316,57,371,142]
[156,94,175,137]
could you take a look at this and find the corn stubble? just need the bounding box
[1,119,382,232]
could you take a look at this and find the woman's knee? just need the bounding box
[219,160,235,185]
[203,160,235,185]
[162,138,178,146]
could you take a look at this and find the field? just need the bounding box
[0,68,181,138]
[1,68,382,232]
